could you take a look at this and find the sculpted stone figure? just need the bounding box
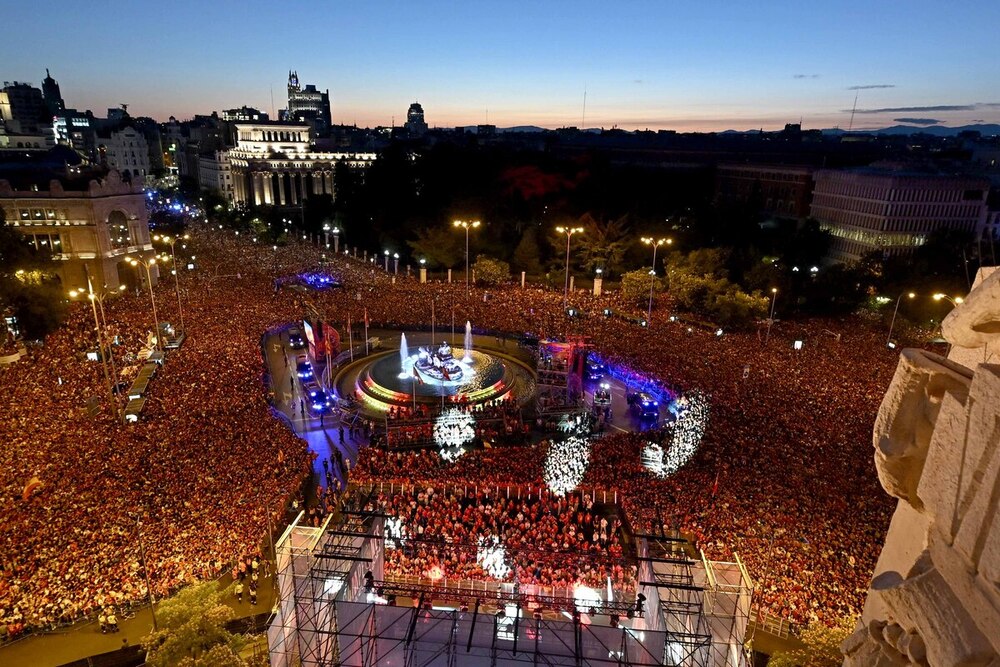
[844,267,1000,667]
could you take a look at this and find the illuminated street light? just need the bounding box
[556,226,584,307]
[933,293,964,306]
[640,237,672,324]
[129,257,161,352]
[886,292,916,347]
[453,220,481,296]
[152,233,189,332]
[765,288,778,344]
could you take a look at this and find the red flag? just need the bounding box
[711,470,720,497]
[364,308,369,329]
[441,365,451,381]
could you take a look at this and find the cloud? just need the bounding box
[848,84,896,90]
[844,104,976,114]
[633,79,643,84]
[793,74,820,79]
[893,118,943,125]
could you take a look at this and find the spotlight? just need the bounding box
[497,609,506,618]
[461,604,469,613]
[626,609,634,620]
[387,595,397,606]
[610,614,620,628]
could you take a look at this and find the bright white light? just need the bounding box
[573,584,602,610]
[434,408,476,461]
[544,435,591,496]
[324,578,344,596]
[642,392,709,478]
[477,536,511,579]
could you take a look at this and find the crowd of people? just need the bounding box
[2,220,903,640]
[364,486,633,593]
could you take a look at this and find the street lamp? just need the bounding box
[933,293,965,307]
[332,226,340,254]
[555,226,584,307]
[152,233,189,333]
[765,288,778,344]
[383,249,390,272]
[886,292,916,347]
[128,257,161,352]
[393,252,400,275]
[641,237,672,323]
[452,220,481,296]
[68,279,126,420]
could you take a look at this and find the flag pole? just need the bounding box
[364,308,369,356]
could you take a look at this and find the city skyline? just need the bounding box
[4,0,1000,131]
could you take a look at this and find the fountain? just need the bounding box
[462,321,473,364]
[398,333,410,378]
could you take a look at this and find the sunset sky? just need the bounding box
[6,0,999,131]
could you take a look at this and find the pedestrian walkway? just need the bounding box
[0,573,276,667]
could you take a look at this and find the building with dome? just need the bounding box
[405,102,428,137]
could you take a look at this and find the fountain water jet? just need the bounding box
[398,333,410,378]
[462,321,473,363]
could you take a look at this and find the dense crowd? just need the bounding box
[2,222,901,638]
[365,486,633,592]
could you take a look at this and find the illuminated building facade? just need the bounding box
[810,166,989,262]
[228,122,375,207]
[284,71,332,136]
[0,169,157,290]
[99,126,151,183]
[198,150,234,201]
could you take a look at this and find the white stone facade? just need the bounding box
[843,266,1000,666]
[197,150,233,201]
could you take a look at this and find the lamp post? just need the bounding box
[765,288,778,344]
[641,237,671,323]
[129,257,161,352]
[393,252,399,275]
[886,292,916,347]
[383,249,390,272]
[69,278,125,420]
[452,220,481,296]
[333,226,340,254]
[419,258,427,284]
[933,293,964,307]
[555,226,584,307]
[153,234,189,333]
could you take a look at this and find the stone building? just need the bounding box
[714,163,814,219]
[0,169,157,291]
[198,150,234,201]
[99,126,151,183]
[228,122,375,207]
[843,266,1000,665]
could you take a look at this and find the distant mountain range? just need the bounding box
[460,123,1000,137]
[820,124,1000,137]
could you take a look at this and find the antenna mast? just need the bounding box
[582,86,587,130]
[848,91,859,132]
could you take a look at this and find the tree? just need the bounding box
[142,581,250,667]
[768,617,857,667]
[407,226,464,268]
[573,213,630,275]
[472,255,511,286]
[620,268,662,305]
[511,227,544,275]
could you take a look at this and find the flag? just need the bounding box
[412,367,423,384]
[364,308,369,330]
[441,365,451,381]
[23,476,43,501]
[277,449,285,464]
[712,470,720,497]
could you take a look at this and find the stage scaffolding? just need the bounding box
[268,490,752,667]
